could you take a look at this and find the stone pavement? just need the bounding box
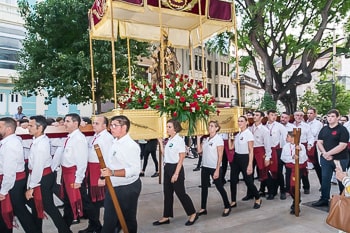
[15,157,339,233]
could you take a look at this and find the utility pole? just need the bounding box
[332,28,336,109]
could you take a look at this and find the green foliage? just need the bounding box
[259,92,277,111]
[299,78,350,115]
[15,0,150,111]
[206,0,350,113]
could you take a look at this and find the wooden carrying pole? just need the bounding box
[94,144,129,233]
[293,128,301,217]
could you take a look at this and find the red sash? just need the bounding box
[60,166,83,220]
[29,167,52,219]
[285,163,307,197]
[302,142,316,164]
[253,146,268,181]
[86,162,105,202]
[224,140,234,163]
[0,171,26,229]
[347,142,350,150]
[269,145,279,179]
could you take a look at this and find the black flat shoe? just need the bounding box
[185,214,199,226]
[230,202,237,208]
[151,172,159,178]
[153,219,170,226]
[242,195,254,201]
[222,208,231,217]
[139,172,145,177]
[253,199,262,209]
[197,209,207,216]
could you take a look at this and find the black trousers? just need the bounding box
[10,178,40,233]
[101,179,141,233]
[273,148,286,195]
[201,167,230,209]
[28,173,71,233]
[142,139,159,172]
[229,153,259,202]
[221,150,228,183]
[285,166,301,200]
[80,178,103,230]
[163,164,196,217]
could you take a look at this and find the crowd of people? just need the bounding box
[0,105,349,232]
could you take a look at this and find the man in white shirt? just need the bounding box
[293,110,314,194]
[100,115,141,233]
[79,116,113,233]
[280,112,294,131]
[0,117,40,233]
[61,113,88,228]
[306,107,324,186]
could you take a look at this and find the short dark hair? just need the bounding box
[267,109,277,115]
[281,111,290,116]
[287,131,295,137]
[0,117,16,132]
[30,115,48,133]
[64,113,81,126]
[46,118,55,125]
[308,107,317,113]
[110,115,131,132]
[167,119,182,133]
[341,115,349,121]
[254,110,265,118]
[82,117,92,124]
[327,109,340,117]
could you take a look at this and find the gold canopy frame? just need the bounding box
[88,0,243,139]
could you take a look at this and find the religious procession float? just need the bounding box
[88,0,243,139]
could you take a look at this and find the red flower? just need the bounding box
[169,99,175,105]
[180,96,186,103]
[137,98,142,103]
[159,94,164,99]
[216,109,221,116]
[193,94,198,99]
[172,112,178,117]
[155,105,160,109]
[176,92,181,96]
[143,104,149,109]
[204,109,209,115]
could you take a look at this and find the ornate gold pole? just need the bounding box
[109,0,117,109]
[232,2,241,107]
[89,10,96,115]
[159,0,165,185]
[127,38,132,89]
[198,0,206,87]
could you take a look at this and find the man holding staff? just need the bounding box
[100,115,141,233]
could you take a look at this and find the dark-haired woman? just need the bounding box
[153,119,198,226]
[228,116,262,209]
[196,121,231,217]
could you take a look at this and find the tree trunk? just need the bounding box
[278,87,298,114]
[96,96,102,115]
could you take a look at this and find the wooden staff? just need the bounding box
[94,144,129,233]
[293,128,301,217]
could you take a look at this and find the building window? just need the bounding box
[195,55,198,70]
[10,94,19,103]
[0,93,3,102]
[220,85,223,97]
[221,62,223,75]
[215,62,218,75]
[207,83,212,94]
[198,56,202,71]
[215,84,218,98]
[207,60,212,79]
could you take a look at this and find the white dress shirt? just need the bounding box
[250,123,272,160]
[88,129,114,163]
[281,143,308,164]
[0,134,25,195]
[106,133,140,187]
[28,135,52,189]
[266,121,287,147]
[307,119,323,142]
[293,121,314,145]
[61,129,88,184]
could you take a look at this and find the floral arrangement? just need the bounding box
[118,74,219,135]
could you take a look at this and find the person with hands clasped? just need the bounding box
[99,115,141,233]
[228,116,262,209]
[280,131,308,214]
[196,121,231,217]
[153,119,198,226]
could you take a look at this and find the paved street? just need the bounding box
[15,157,338,233]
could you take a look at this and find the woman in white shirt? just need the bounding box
[153,119,198,226]
[228,116,262,209]
[196,121,231,217]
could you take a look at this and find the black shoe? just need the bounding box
[153,219,170,226]
[290,208,295,215]
[280,192,286,200]
[72,219,80,225]
[242,195,254,201]
[266,194,275,200]
[151,172,159,178]
[185,214,199,226]
[230,202,237,208]
[193,167,200,171]
[253,199,262,209]
[222,208,231,217]
[312,199,329,207]
[139,172,145,177]
[304,189,310,194]
[197,209,207,216]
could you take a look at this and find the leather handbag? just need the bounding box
[326,191,350,232]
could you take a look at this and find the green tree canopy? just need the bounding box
[207,0,350,113]
[299,78,350,115]
[15,0,150,113]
